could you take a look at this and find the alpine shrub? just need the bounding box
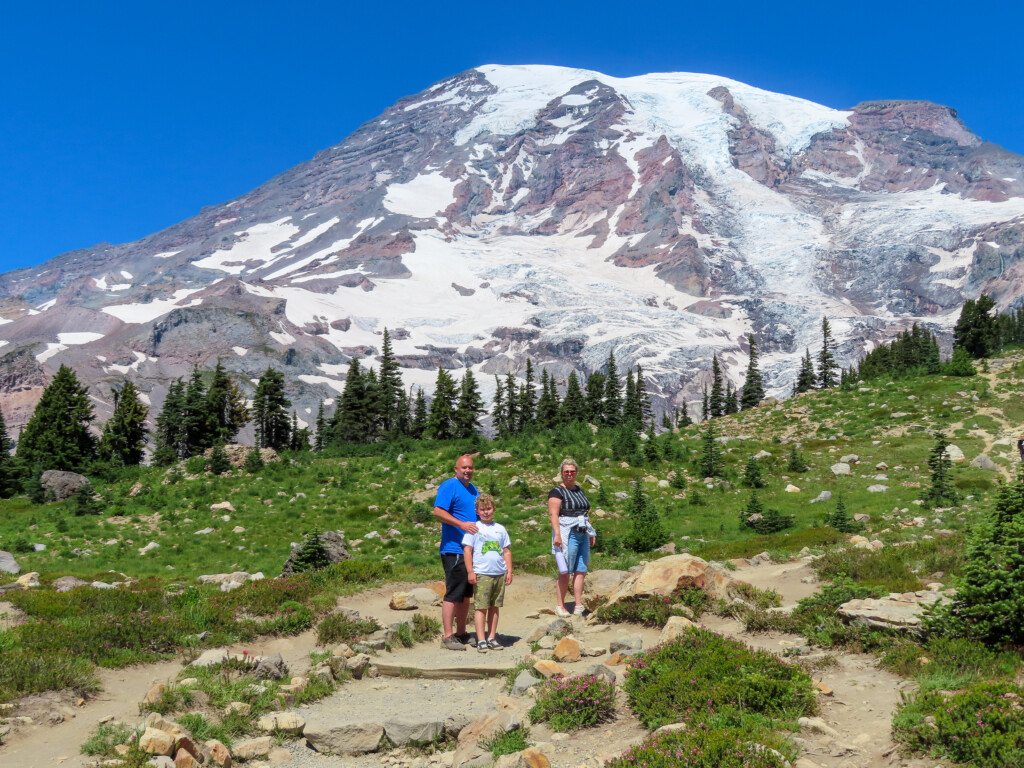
[528,674,616,731]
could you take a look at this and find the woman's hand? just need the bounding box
[553,533,562,548]
[589,536,596,546]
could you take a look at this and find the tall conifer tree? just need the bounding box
[740,334,765,410]
[98,381,148,466]
[17,364,96,472]
[709,356,725,418]
[411,388,428,439]
[252,368,291,450]
[818,317,838,389]
[426,368,458,440]
[453,369,485,439]
[584,372,605,423]
[793,348,817,395]
[603,351,622,425]
[561,371,586,424]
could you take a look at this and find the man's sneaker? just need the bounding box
[555,606,571,617]
[573,605,586,615]
[476,639,489,653]
[440,635,466,651]
[488,638,504,650]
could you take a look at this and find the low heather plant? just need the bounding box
[529,674,616,731]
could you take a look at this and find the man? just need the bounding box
[432,454,479,650]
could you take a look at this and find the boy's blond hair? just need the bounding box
[475,493,495,511]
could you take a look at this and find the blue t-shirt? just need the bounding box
[434,477,479,554]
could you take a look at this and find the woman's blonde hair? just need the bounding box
[559,457,578,473]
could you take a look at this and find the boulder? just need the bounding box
[232,736,273,760]
[581,569,629,609]
[609,634,642,653]
[830,463,851,476]
[303,722,383,755]
[659,616,698,644]
[809,491,832,504]
[174,747,201,768]
[602,555,738,605]
[383,717,445,746]
[533,660,566,678]
[583,663,616,683]
[204,739,232,767]
[784,484,800,493]
[970,454,999,471]
[253,653,289,681]
[15,572,39,589]
[510,670,542,695]
[281,530,349,576]
[139,727,176,756]
[837,591,950,632]
[40,470,90,500]
[210,502,236,513]
[753,450,772,460]
[552,636,582,663]
[839,454,859,464]
[484,452,513,460]
[495,748,552,768]
[189,649,229,668]
[867,485,889,493]
[389,587,441,610]
[0,551,20,575]
[257,712,304,735]
[53,575,88,592]
[944,444,966,463]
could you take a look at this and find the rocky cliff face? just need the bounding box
[2,64,1023,433]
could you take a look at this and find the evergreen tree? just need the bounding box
[97,381,148,467]
[252,368,291,450]
[517,359,537,431]
[698,420,723,478]
[945,347,977,377]
[661,412,672,431]
[953,294,998,359]
[740,489,764,528]
[786,444,809,472]
[623,368,639,425]
[635,364,653,424]
[331,359,371,443]
[410,388,428,439]
[817,317,838,389]
[624,480,668,552]
[206,360,249,444]
[504,373,520,435]
[394,388,411,437]
[290,529,332,573]
[826,491,862,533]
[643,422,661,463]
[603,351,622,425]
[584,372,605,423]
[744,494,794,534]
[453,369,485,439]
[0,407,13,498]
[560,371,587,424]
[923,431,960,508]
[426,368,458,440]
[182,366,217,452]
[740,334,765,410]
[314,400,326,451]
[535,370,560,429]
[677,401,692,428]
[153,378,187,465]
[724,380,739,415]
[17,364,96,472]
[377,328,404,433]
[208,444,232,475]
[793,348,817,394]
[70,482,103,516]
[701,384,709,421]
[244,445,264,472]
[492,376,508,438]
[925,468,1024,644]
[742,455,766,488]
[709,356,725,417]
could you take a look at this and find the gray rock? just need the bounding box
[281,530,350,576]
[809,491,832,504]
[830,462,851,476]
[510,670,542,696]
[609,634,643,653]
[189,649,230,668]
[484,451,512,460]
[970,454,999,471]
[304,722,383,755]
[40,470,90,501]
[384,717,445,746]
[53,576,89,592]
[583,664,617,683]
[867,484,889,493]
[0,551,20,575]
[253,653,289,681]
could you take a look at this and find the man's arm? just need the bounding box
[502,547,513,585]
[464,543,477,584]
[433,505,479,535]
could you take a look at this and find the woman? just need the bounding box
[548,457,596,617]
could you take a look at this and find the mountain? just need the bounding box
[2,64,1023,432]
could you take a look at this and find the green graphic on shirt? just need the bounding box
[481,540,501,555]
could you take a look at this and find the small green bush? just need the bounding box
[482,726,530,759]
[529,674,616,731]
[316,613,381,646]
[623,628,816,730]
[81,721,141,756]
[607,727,792,768]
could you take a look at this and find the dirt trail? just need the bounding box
[1,566,950,768]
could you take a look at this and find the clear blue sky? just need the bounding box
[2,1,1021,275]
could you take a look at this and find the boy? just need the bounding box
[462,494,513,652]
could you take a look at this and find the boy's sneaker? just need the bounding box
[554,606,570,617]
[440,635,466,651]
[573,605,586,615]
[488,638,504,650]
[476,639,489,653]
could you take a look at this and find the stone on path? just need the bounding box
[383,717,445,746]
[204,740,231,767]
[232,737,273,760]
[602,555,737,606]
[798,717,839,738]
[837,591,950,631]
[552,636,581,663]
[257,712,304,735]
[609,634,642,653]
[511,670,542,695]
[389,587,440,610]
[533,660,567,678]
[139,727,176,756]
[304,722,383,755]
[495,748,551,768]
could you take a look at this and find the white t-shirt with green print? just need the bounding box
[462,522,511,576]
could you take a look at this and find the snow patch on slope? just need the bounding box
[383,173,459,219]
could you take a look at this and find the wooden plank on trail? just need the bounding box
[373,662,511,679]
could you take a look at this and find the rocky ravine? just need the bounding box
[0,561,951,768]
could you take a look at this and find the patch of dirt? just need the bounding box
[0,566,953,768]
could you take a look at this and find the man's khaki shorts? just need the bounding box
[474,574,506,610]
